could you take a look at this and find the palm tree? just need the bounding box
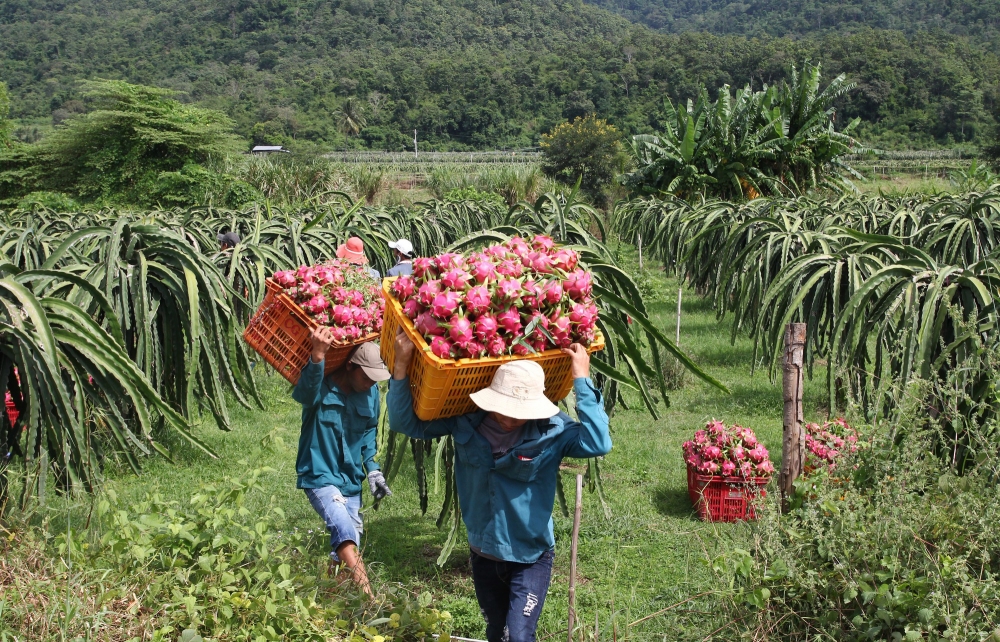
[337,98,367,136]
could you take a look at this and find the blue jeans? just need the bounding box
[470,549,554,642]
[304,486,363,562]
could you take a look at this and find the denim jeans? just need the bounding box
[470,549,554,642]
[303,486,363,562]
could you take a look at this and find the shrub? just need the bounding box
[540,115,626,202]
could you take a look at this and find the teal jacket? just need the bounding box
[387,377,611,563]
[293,359,380,494]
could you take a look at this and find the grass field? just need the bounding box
[4,267,832,641]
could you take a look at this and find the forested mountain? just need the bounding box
[587,0,1000,40]
[1,0,997,150]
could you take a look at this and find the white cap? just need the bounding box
[389,239,414,257]
[469,361,559,420]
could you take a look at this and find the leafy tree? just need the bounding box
[0,80,243,206]
[0,82,11,148]
[540,116,627,201]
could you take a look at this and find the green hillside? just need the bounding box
[1,0,998,149]
[586,0,1000,39]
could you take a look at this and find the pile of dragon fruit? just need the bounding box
[388,235,599,360]
[683,420,775,479]
[804,418,859,472]
[271,260,384,342]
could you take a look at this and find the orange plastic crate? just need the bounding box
[687,466,769,522]
[380,278,605,421]
[243,279,378,385]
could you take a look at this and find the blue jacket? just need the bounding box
[387,261,413,277]
[293,359,380,494]
[387,377,611,563]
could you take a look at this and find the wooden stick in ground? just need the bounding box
[567,474,583,642]
[676,288,682,346]
[780,323,806,512]
[637,233,643,270]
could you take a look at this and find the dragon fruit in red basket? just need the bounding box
[683,420,775,479]
[271,259,384,339]
[389,235,600,360]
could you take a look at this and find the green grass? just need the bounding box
[10,269,832,640]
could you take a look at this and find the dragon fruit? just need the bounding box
[531,235,555,252]
[392,275,416,300]
[441,269,471,290]
[568,303,599,332]
[431,291,462,319]
[564,270,592,301]
[299,281,321,297]
[417,280,442,307]
[274,270,297,287]
[434,253,465,272]
[470,260,497,284]
[474,314,499,341]
[330,326,348,342]
[465,285,492,316]
[549,312,573,348]
[413,257,437,279]
[496,259,524,278]
[461,340,486,359]
[497,279,522,302]
[542,281,564,306]
[497,308,522,334]
[448,315,475,347]
[485,335,506,357]
[551,248,579,271]
[430,336,455,359]
[721,461,737,476]
[683,420,774,480]
[415,311,445,337]
[526,251,553,273]
[520,279,543,308]
[402,298,422,319]
[304,295,329,314]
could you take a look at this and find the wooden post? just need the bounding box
[780,323,806,512]
[637,233,643,270]
[676,288,682,346]
[567,474,583,642]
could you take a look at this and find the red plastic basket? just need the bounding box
[687,466,769,522]
[5,396,17,427]
[242,279,378,385]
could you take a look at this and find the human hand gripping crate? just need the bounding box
[379,235,605,421]
[243,262,383,385]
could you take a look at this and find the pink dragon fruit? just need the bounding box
[415,311,445,337]
[470,260,497,284]
[402,298,422,319]
[330,326,348,342]
[703,445,723,460]
[330,287,350,304]
[417,280,442,307]
[464,285,492,315]
[461,340,486,359]
[273,270,296,287]
[484,244,507,259]
[331,305,351,325]
[430,336,455,359]
[296,265,316,282]
[542,281,564,306]
[731,446,746,461]
[568,303,599,332]
[448,315,475,347]
[497,279,522,302]
[496,259,524,278]
[520,279,543,308]
[348,290,364,307]
[441,269,471,290]
[497,308,522,334]
[313,311,330,325]
[564,270,593,301]
[392,275,416,300]
[512,341,534,356]
[434,253,464,272]
[431,291,462,319]
[740,461,755,478]
[549,312,573,348]
[315,267,337,285]
[756,460,775,475]
[748,445,768,463]
[551,248,579,271]
[474,314,499,341]
[721,460,737,477]
[304,295,329,313]
[299,281,320,297]
[693,430,709,445]
[526,251,553,273]
[485,334,506,357]
[413,257,437,279]
[531,235,555,252]
[525,311,549,339]
[505,237,531,259]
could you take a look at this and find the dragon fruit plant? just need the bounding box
[388,235,600,360]
[271,259,384,342]
[683,420,775,479]
[804,418,859,472]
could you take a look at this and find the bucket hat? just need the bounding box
[469,361,559,420]
[389,238,414,257]
[336,237,369,264]
[349,342,391,382]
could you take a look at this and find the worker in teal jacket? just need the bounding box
[388,329,611,642]
[294,328,393,595]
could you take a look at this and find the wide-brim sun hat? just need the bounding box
[389,238,414,256]
[336,236,369,264]
[469,360,559,420]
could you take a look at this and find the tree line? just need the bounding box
[0,0,998,151]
